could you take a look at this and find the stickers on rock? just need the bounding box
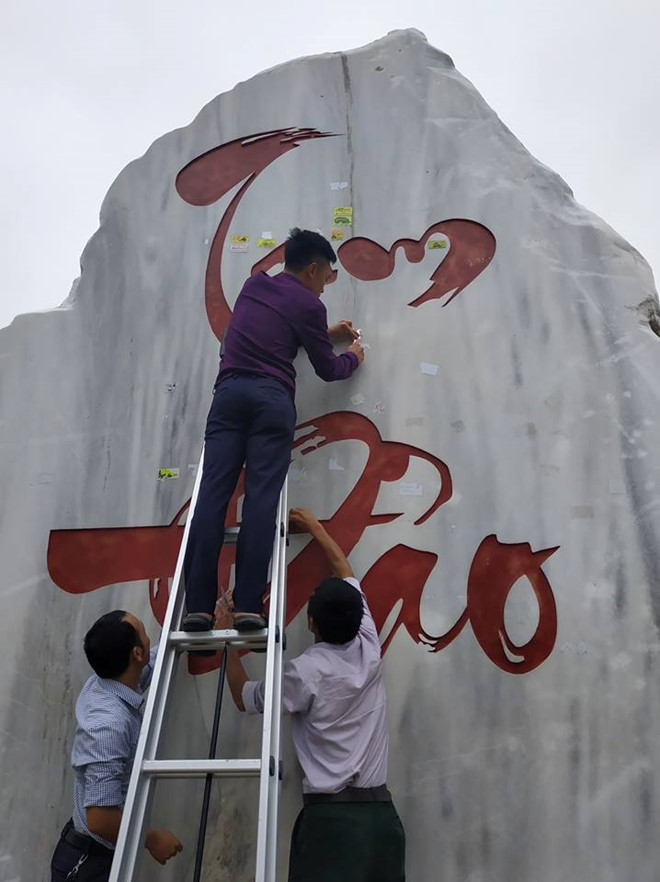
[229,235,250,252]
[257,231,276,248]
[332,206,353,226]
[399,482,423,496]
[158,468,180,480]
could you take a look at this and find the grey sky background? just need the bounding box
[2,0,658,330]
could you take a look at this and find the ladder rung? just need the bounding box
[169,628,268,650]
[223,526,239,544]
[142,759,261,779]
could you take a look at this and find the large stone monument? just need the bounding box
[2,28,660,882]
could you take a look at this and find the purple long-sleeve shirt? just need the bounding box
[216,271,359,396]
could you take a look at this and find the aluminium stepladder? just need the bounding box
[109,446,289,882]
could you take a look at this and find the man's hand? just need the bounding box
[347,340,365,363]
[289,508,320,534]
[213,590,235,630]
[328,319,360,343]
[288,508,353,578]
[145,828,183,865]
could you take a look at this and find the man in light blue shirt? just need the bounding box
[50,611,182,881]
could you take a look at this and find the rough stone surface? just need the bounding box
[2,28,660,882]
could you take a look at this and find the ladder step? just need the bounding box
[169,628,268,650]
[142,759,261,779]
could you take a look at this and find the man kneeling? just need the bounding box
[219,507,406,882]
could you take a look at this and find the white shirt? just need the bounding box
[242,577,389,793]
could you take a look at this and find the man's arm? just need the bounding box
[298,301,363,381]
[85,806,182,865]
[213,600,313,716]
[289,508,354,578]
[289,507,379,647]
[225,648,248,712]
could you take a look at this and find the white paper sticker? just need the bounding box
[399,482,423,496]
[329,457,345,471]
[330,181,349,190]
[420,362,439,376]
[291,466,310,484]
[350,394,366,406]
[372,401,385,414]
[261,231,272,239]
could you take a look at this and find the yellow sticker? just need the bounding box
[332,206,353,226]
[158,468,180,480]
[331,228,346,241]
[427,238,448,249]
[230,235,250,252]
[257,237,277,248]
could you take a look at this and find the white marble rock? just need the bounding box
[1,28,660,882]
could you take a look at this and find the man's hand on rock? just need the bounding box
[328,319,359,343]
[347,340,365,363]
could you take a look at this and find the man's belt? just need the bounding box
[61,820,113,855]
[303,785,392,805]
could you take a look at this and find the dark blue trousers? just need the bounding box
[51,821,113,881]
[184,373,296,616]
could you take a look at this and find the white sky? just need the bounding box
[2,0,658,330]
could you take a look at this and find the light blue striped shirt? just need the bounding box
[71,647,158,848]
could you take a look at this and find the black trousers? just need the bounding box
[50,821,113,881]
[184,373,296,616]
[288,801,406,882]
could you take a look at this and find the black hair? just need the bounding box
[307,578,364,645]
[284,228,336,271]
[84,610,142,678]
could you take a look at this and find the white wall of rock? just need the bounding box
[1,28,660,882]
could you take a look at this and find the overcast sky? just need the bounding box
[2,0,658,330]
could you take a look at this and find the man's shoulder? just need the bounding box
[77,678,131,729]
[263,272,323,310]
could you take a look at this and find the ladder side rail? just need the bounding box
[254,481,288,881]
[265,479,288,882]
[192,648,228,882]
[109,447,207,882]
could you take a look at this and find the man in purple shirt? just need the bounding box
[218,507,406,882]
[183,229,363,635]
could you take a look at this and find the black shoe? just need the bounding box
[233,613,267,632]
[234,613,268,652]
[182,613,213,631]
[181,613,215,656]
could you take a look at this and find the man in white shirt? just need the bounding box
[219,507,406,882]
